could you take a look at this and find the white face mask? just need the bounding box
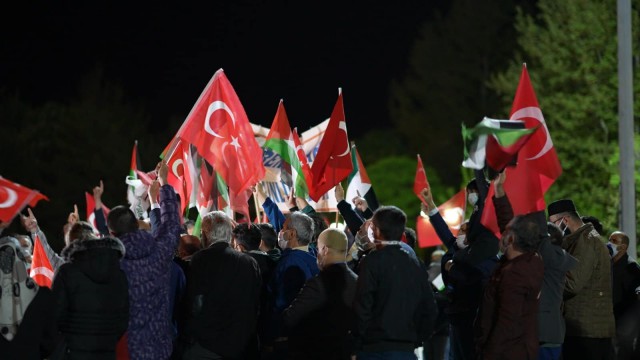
[367,225,375,242]
[607,242,619,258]
[278,231,288,249]
[456,234,467,249]
[468,192,479,207]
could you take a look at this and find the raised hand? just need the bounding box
[352,190,368,212]
[285,188,296,209]
[156,161,169,186]
[295,195,310,210]
[335,183,345,203]
[67,204,80,225]
[420,188,437,212]
[148,180,161,205]
[93,180,104,209]
[21,208,39,233]
[253,182,267,205]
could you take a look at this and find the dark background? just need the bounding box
[1,1,442,138]
[0,0,533,244]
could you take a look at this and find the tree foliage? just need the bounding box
[388,0,533,187]
[0,68,168,249]
[490,0,640,234]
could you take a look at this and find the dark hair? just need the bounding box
[107,206,139,236]
[509,215,541,252]
[232,223,262,251]
[68,221,97,242]
[372,206,407,241]
[179,234,201,258]
[404,227,416,249]
[257,223,277,250]
[309,213,328,243]
[581,215,603,235]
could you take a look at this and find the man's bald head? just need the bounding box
[609,231,629,246]
[318,228,348,254]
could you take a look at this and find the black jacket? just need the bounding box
[0,288,58,360]
[185,242,262,359]
[52,237,129,359]
[612,253,640,320]
[354,244,438,352]
[283,262,358,360]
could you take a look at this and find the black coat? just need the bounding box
[52,237,129,360]
[184,242,262,359]
[354,244,438,352]
[283,262,358,360]
[612,253,640,320]
[0,287,58,360]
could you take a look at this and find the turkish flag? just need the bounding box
[163,138,195,214]
[309,89,353,201]
[482,65,562,236]
[417,189,466,248]
[414,154,430,204]
[0,177,48,223]
[85,192,110,233]
[29,234,54,288]
[177,69,264,219]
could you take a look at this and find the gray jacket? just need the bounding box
[537,237,577,343]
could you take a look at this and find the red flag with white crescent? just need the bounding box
[482,65,562,236]
[176,69,264,220]
[85,192,110,233]
[309,89,353,201]
[0,177,48,223]
[29,234,54,288]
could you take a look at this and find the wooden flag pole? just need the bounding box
[253,188,261,223]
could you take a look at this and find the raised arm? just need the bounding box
[255,183,286,233]
[421,188,456,249]
[335,183,365,235]
[154,161,181,260]
[23,208,65,271]
[92,180,110,236]
[492,171,514,233]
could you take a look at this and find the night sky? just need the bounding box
[2,1,442,139]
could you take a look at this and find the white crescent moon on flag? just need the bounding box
[204,101,235,138]
[336,121,350,157]
[0,186,17,208]
[510,106,553,160]
[172,159,184,177]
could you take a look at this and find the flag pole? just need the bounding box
[253,189,261,223]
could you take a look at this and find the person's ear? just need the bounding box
[618,243,628,253]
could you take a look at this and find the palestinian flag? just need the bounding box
[462,117,537,172]
[346,143,379,211]
[263,100,311,198]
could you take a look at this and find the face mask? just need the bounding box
[607,242,618,258]
[367,225,375,242]
[278,231,288,250]
[455,234,467,249]
[468,192,479,207]
[556,219,571,236]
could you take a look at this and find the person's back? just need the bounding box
[283,228,359,360]
[354,206,437,358]
[53,235,129,359]
[109,165,182,360]
[183,211,262,359]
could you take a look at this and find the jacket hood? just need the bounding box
[61,237,126,283]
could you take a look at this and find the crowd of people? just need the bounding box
[0,161,639,360]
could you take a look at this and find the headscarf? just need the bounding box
[0,236,38,341]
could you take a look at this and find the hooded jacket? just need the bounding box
[53,236,129,359]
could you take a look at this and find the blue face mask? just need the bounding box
[607,242,618,258]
